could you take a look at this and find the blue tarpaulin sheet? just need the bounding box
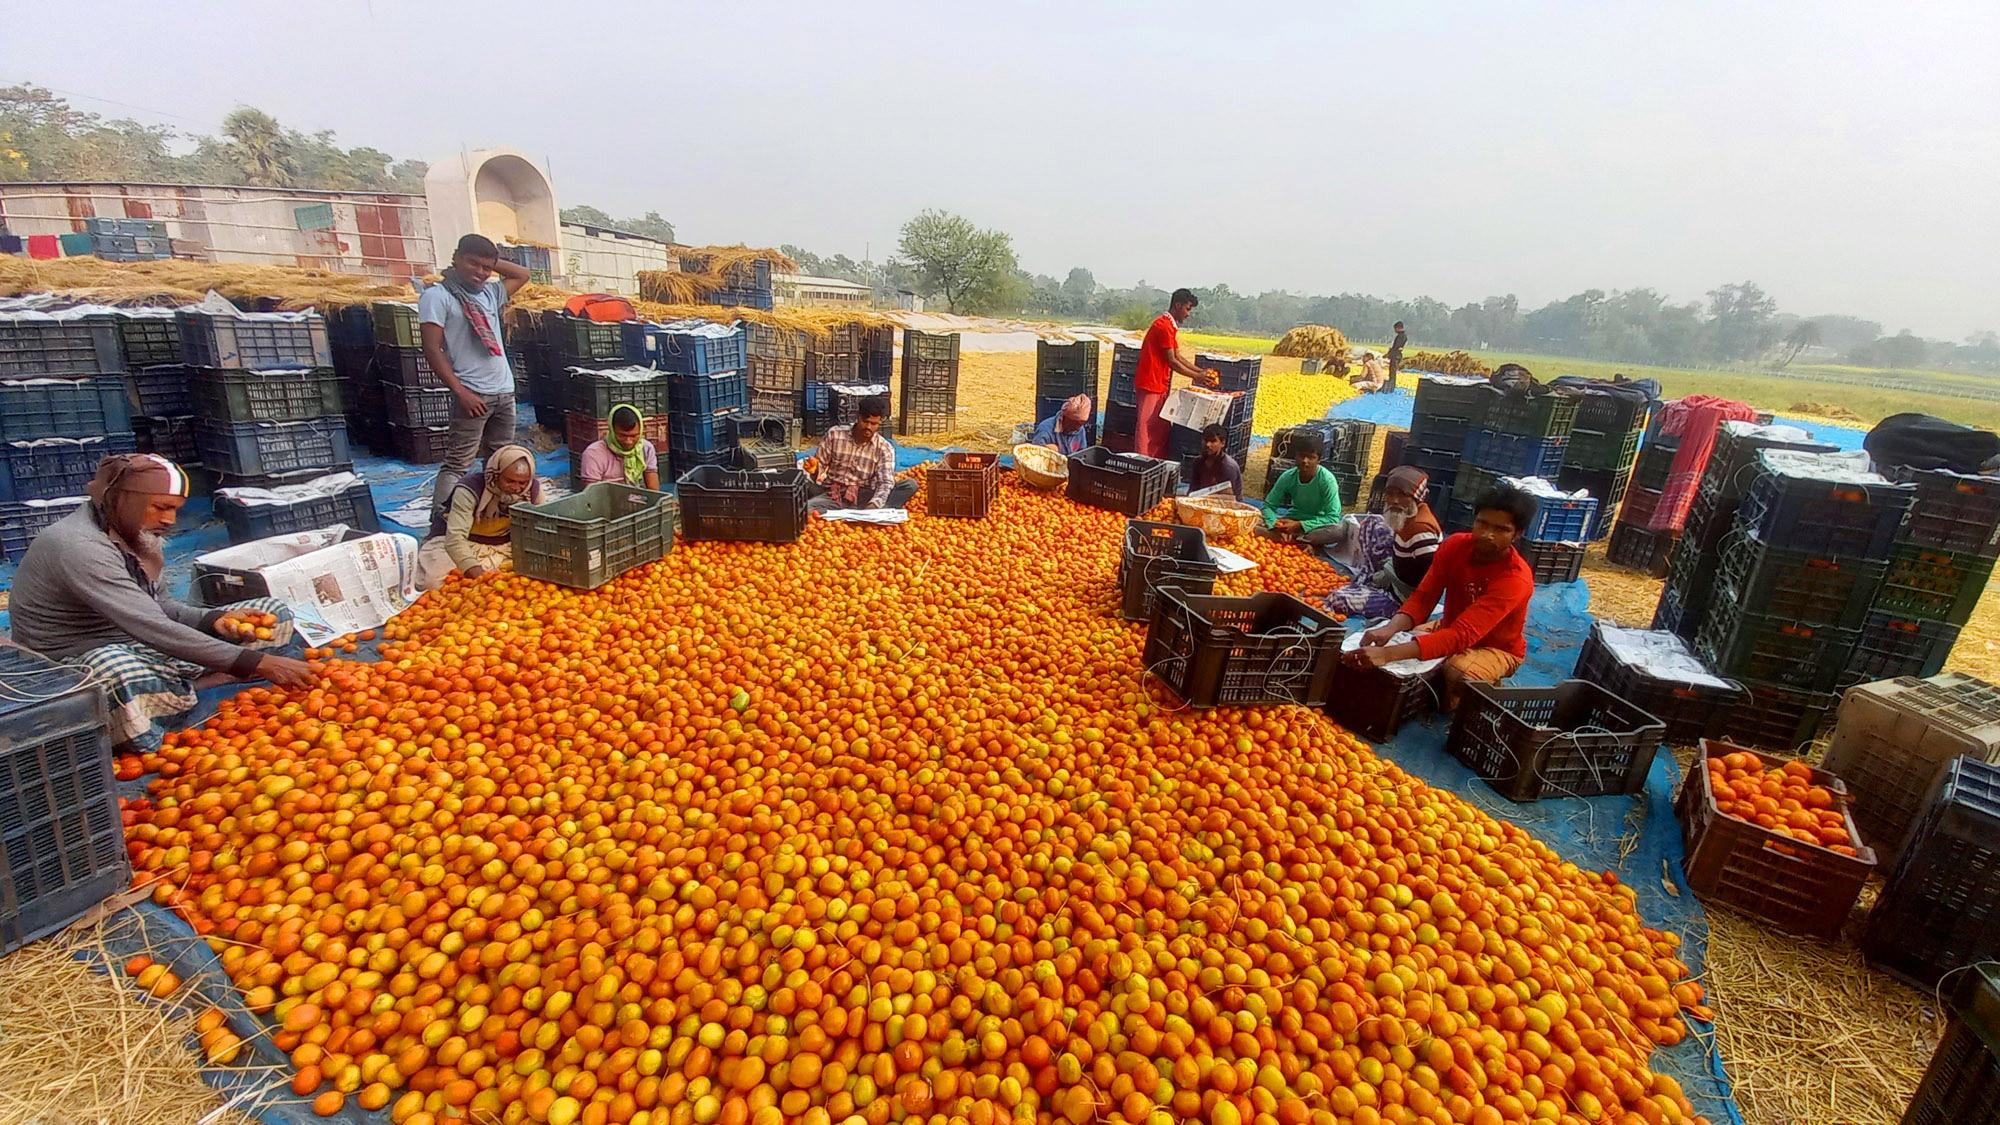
[0,409,1743,1124]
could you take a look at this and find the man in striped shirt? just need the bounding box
[808,399,917,513]
[1325,466,1443,618]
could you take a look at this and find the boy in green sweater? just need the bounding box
[1258,433,1344,545]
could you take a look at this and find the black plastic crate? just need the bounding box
[1327,659,1438,742]
[1709,529,1889,630]
[332,342,376,384]
[1572,623,1746,745]
[1460,430,1567,478]
[1705,424,1837,502]
[1118,520,1220,622]
[0,646,126,955]
[0,375,132,442]
[1632,440,1679,494]
[1844,612,1961,687]
[1067,448,1177,516]
[1480,387,1578,439]
[1451,464,1504,506]
[1899,468,2000,558]
[1563,426,1643,473]
[383,383,455,429]
[1197,355,1263,394]
[211,476,380,545]
[1035,340,1100,393]
[0,434,138,502]
[1607,520,1678,577]
[383,422,448,465]
[1899,964,2000,1125]
[569,367,675,419]
[1142,590,1340,708]
[1444,680,1665,801]
[326,304,374,348]
[1570,392,1651,442]
[189,367,343,424]
[1722,677,1838,752]
[0,498,87,562]
[1557,463,1632,540]
[513,483,677,589]
[194,418,351,478]
[546,314,628,363]
[1696,593,1858,692]
[1516,538,1586,583]
[1412,375,1492,418]
[0,314,125,377]
[1737,464,1914,561]
[132,414,199,465]
[1862,757,2000,988]
[1876,543,1998,627]
[124,364,195,418]
[1656,535,1723,642]
[115,313,181,367]
[668,447,735,479]
[676,466,809,542]
[1407,414,1474,456]
[373,345,447,390]
[178,310,330,370]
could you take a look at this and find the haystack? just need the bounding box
[1401,349,1492,376]
[636,244,799,307]
[1273,325,1352,375]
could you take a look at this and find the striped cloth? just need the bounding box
[73,598,295,752]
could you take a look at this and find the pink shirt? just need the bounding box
[579,439,658,485]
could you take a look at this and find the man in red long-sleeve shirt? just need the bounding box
[1134,288,1219,457]
[1349,482,1537,707]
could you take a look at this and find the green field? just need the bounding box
[1178,332,2000,431]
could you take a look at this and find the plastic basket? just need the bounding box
[194,418,351,478]
[569,367,674,419]
[1821,674,2000,867]
[1557,463,1632,540]
[546,314,626,363]
[1443,680,1665,802]
[387,423,452,465]
[676,466,809,543]
[0,375,132,442]
[1632,441,1678,494]
[0,646,126,955]
[668,369,750,417]
[1842,612,1960,688]
[747,355,807,398]
[1897,468,2000,558]
[177,310,331,369]
[189,367,343,423]
[1861,757,2000,988]
[115,314,182,367]
[1606,521,1678,577]
[372,345,447,390]
[1570,392,1651,442]
[1198,355,1262,393]
[1899,964,2000,1124]
[132,414,200,465]
[1118,520,1220,622]
[1722,677,1838,753]
[1678,740,1875,939]
[805,350,860,384]
[1461,430,1567,478]
[371,302,421,348]
[0,434,138,502]
[925,452,1000,520]
[1695,593,1858,692]
[1523,492,1596,542]
[1067,448,1177,517]
[1875,543,1997,627]
[1706,424,1838,502]
[1737,467,1915,561]
[1412,375,1490,417]
[1407,414,1474,456]
[668,409,743,455]
[1327,660,1438,743]
[0,315,124,377]
[622,323,746,375]
[566,411,672,456]
[1516,538,1586,583]
[1563,425,1643,474]
[744,322,808,361]
[1572,623,1745,745]
[1480,388,1579,440]
[1709,529,1889,630]
[511,483,677,590]
[212,476,380,545]
[125,364,195,417]
[383,383,455,429]
[1141,590,1341,708]
[1173,494,1259,543]
[0,498,87,562]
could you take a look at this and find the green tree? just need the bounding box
[564,205,674,244]
[893,210,1018,313]
[1705,280,1779,360]
[219,107,297,187]
[1777,321,1822,367]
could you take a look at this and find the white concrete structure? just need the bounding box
[774,272,873,309]
[558,222,675,296]
[422,148,559,268]
[0,181,434,279]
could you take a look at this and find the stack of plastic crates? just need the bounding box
[1403,374,1490,509]
[899,330,959,436]
[666,369,749,478]
[1034,340,1101,441]
[1555,389,1649,541]
[1104,344,1141,453]
[744,322,808,427]
[0,310,138,556]
[1861,466,2000,684]
[1446,386,1575,531]
[1859,756,2000,989]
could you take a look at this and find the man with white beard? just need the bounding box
[1323,466,1443,618]
[8,454,315,752]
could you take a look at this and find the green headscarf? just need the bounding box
[606,404,649,485]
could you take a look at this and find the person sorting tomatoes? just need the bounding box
[418,444,543,589]
[1323,466,1442,617]
[1186,424,1243,498]
[1133,289,1220,457]
[1029,394,1093,456]
[577,403,661,489]
[1347,481,1538,707]
[807,398,918,513]
[1255,433,1344,546]
[7,454,316,753]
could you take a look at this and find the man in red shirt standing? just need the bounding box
[1133,288,1218,457]
[1347,482,1538,707]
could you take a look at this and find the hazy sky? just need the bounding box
[6,1,1996,338]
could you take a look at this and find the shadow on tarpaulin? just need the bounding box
[1327,383,1868,451]
[4,421,1743,1124]
[1343,580,1744,1125]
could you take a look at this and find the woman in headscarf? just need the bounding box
[578,404,661,489]
[1029,394,1094,456]
[7,454,314,752]
[418,444,543,589]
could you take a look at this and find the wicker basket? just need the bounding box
[1014,443,1068,490]
[1174,494,1260,543]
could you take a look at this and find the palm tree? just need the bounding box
[1777,321,1822,368]
[220,108,295,187]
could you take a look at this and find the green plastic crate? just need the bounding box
[512,483,677,590]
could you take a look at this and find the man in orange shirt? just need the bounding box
[1133,288,1218,457]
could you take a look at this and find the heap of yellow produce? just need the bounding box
[1401,351,1492,377]
[126,478,1711,1125]
[1272,326,1352,377]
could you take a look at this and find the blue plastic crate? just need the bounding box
[1462,429,1568,479]
[0,497,88,561]
[211,475,379,546]
[327,304,376,348]
[194,418,351,479]
[668,410,744,454]
[0,376,133,442]
[0,433,138,502]
[1525,493,1598,542]
[623,323,747,375]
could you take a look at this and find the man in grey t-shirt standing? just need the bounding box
[422,233,532,515]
